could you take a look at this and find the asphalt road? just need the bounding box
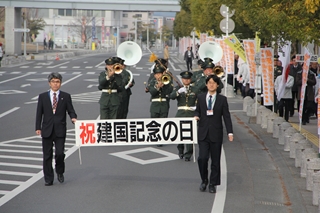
[0,50,318,213]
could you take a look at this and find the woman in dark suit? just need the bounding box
[35,72,77,186]
[194,75,233,193]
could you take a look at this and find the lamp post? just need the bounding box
[53,14,60,50]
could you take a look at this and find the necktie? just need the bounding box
[53,92,57,113]
[208,95,212,110]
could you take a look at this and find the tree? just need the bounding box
[173,10,194,38]
[23,8,46,42]
[68,14,100,44]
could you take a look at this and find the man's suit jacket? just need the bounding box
[194,93,233,143]
[184,51,194,61]
[35,91,77,138]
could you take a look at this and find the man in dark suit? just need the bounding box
[35,72,77,186]
[184,47,194,71]
[194,75,233,193]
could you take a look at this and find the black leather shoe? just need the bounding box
[199,179,208,192]
[45,181,53,186]
[157,145,163,147]
[302,121,306,125]
[57,174,64,183]
[209,184,216,193]
[185,157,190,161]
[178,153,184,159]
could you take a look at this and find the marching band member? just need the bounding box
[194,58,224,94]
[98,57,123,119]
[147,65,173,119]
[191,59,205,84]
[169,71,199,161]
[117,59,135,119]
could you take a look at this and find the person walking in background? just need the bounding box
[35,72,77,186]
[274,70,294,122]
[296,67,317,125]
[289,55,302,116]
[44,38,47,50]
[184,47,194,71]
[0,42,3,67]
[163,44,169,67]
[194,75,233,194]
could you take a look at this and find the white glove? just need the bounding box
[189,106,196,111]
[178,87,187,94]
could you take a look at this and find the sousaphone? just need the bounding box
[117,41,142,89]
[198,41,223,64]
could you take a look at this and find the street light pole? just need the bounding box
[135,18,137,43]
[53,14,60,50]
[22,12,26,56]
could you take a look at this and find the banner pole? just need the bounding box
[78,147,82,165]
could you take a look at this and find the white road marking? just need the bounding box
[47,61,70,68]
[0,171,36,176]
[21,84,31,87]
[0,133,79,207]
[72,66,80,68]
[0,73,33,84]
[95,61,105,67]
[0,107,20,118]
[211,147,227,213]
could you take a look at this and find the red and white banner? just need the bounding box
[298,47,311,125]
[200,33,207,45]
[243,40,257,89]
[215,39,226,69]
[260,48,274,106]
[223,36,235,75]
[75,118,197,146]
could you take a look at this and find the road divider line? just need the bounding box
[0,73,33,85]
[0,107,20,118]
[211,147,227,213]
[47,61,70,68]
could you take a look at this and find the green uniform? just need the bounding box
[194,74,224,94]
[98,71,123,119]
[169,84,199,158]
[117,69,134,119]
[191,69,203,84]
[147,78,173,118]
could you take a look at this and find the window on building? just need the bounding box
[66,9,72,16]
[72,10,77,17]
[87,10,93,17]
[122,25,128,29]
[134,14,142,18]
[37,9,49,18]
[58,9,64,16]
[101,10,105,17]
[123,14,128,18]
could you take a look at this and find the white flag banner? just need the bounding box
[75,118,198,147]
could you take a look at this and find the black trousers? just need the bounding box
[186,58,192,71]
[42,130,65,183]
[290,91,298,115]
[278,98,292,121]
[198,134,222,186]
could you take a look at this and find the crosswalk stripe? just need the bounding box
[0,170,36,176]
[0,190,10,195]
[0,155,42,161]
[0,180,25,185]
[0,149,43,154]
[0,162,42,169]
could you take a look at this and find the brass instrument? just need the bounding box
[113,63,123,74]
[161,74,171,85]
[213,65,225,77]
